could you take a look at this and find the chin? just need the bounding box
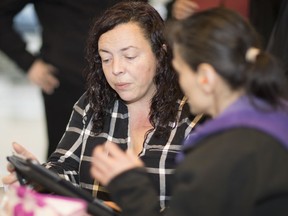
[119,96,136,104]
[189,105,201,115]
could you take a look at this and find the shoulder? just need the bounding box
[193,127,287,155]
[72,92,92,117]
[178,128,288,188]
[184,128,288,172]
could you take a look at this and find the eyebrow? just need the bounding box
[99,46,138,54]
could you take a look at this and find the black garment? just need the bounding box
[249,0,283,48]
[267,0,288,76]
[165,0,174,20]
[107,128,288,216]
[42,73,85,156]
[0,0,146,158]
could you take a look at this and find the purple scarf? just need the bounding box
[177,96,288,162]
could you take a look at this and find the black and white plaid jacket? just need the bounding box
[45,92,201,208]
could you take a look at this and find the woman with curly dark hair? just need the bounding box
[85,1,185,137]
[3,1,203,212]
[78,2,203,209]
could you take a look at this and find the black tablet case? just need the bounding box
[7,155,119,216]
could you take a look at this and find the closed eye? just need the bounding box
[101,58,111,64]
[125,56,136,60]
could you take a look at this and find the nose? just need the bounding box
[112,57,124,76]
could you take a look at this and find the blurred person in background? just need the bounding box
[249,0,283,48]
[266,0,288,78]
[166,0,283,49]
[0,0,147,159]
[166,0,249,20]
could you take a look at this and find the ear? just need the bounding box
[196,63,217,93]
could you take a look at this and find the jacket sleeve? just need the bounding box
[0,0,36,72]
[44,93,88,186]
[107,168,163,216]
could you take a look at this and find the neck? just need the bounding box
[127,99,151,125]
[210,89,244,118]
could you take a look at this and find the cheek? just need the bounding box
[102,68,114,87]
[179,73,193,95]
[134,59,156,84]
[179,74,201,113]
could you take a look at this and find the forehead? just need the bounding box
[98,22,150,50]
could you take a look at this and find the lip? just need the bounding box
[115,82,130,90]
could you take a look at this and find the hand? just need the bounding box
[172,0,199,20]
[2,142,38,185]
[27,59,59,94]
[90,141,144,186]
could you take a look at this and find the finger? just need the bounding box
[46,64,58,73]
[173,1,199,19]
[39,73,60,94]
[2,173,17,185]
[41,81,59,95]
[92,144,106,159]
[12,142,37,161]
[177,0,199,9]
[7,162,15,172]
[104,141,126,159]
[12,142,28,156]
[91,144,125,185]
[90,162,105,181]
[90,150,110,185]
[174,7,197,20]
[102,142,142,169]
[41,84,56,95]
[44,72,60,88]
[92,145,115,172]
[91,142,141,185]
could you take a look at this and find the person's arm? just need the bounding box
[91,141,162,216]
[0,0,35,71]
[43,93,88,185]
[2,94,88,185]
[172,0,199,20]
[266,0,288,73]
[0,1,59,94]
[107,168,162,216]
[249,0,283,48]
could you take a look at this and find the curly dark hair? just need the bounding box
[84,1,182,135]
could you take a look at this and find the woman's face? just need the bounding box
[98,22,157,104]
[172,44,204,114]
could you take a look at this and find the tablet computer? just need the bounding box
[7,155,118,216]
